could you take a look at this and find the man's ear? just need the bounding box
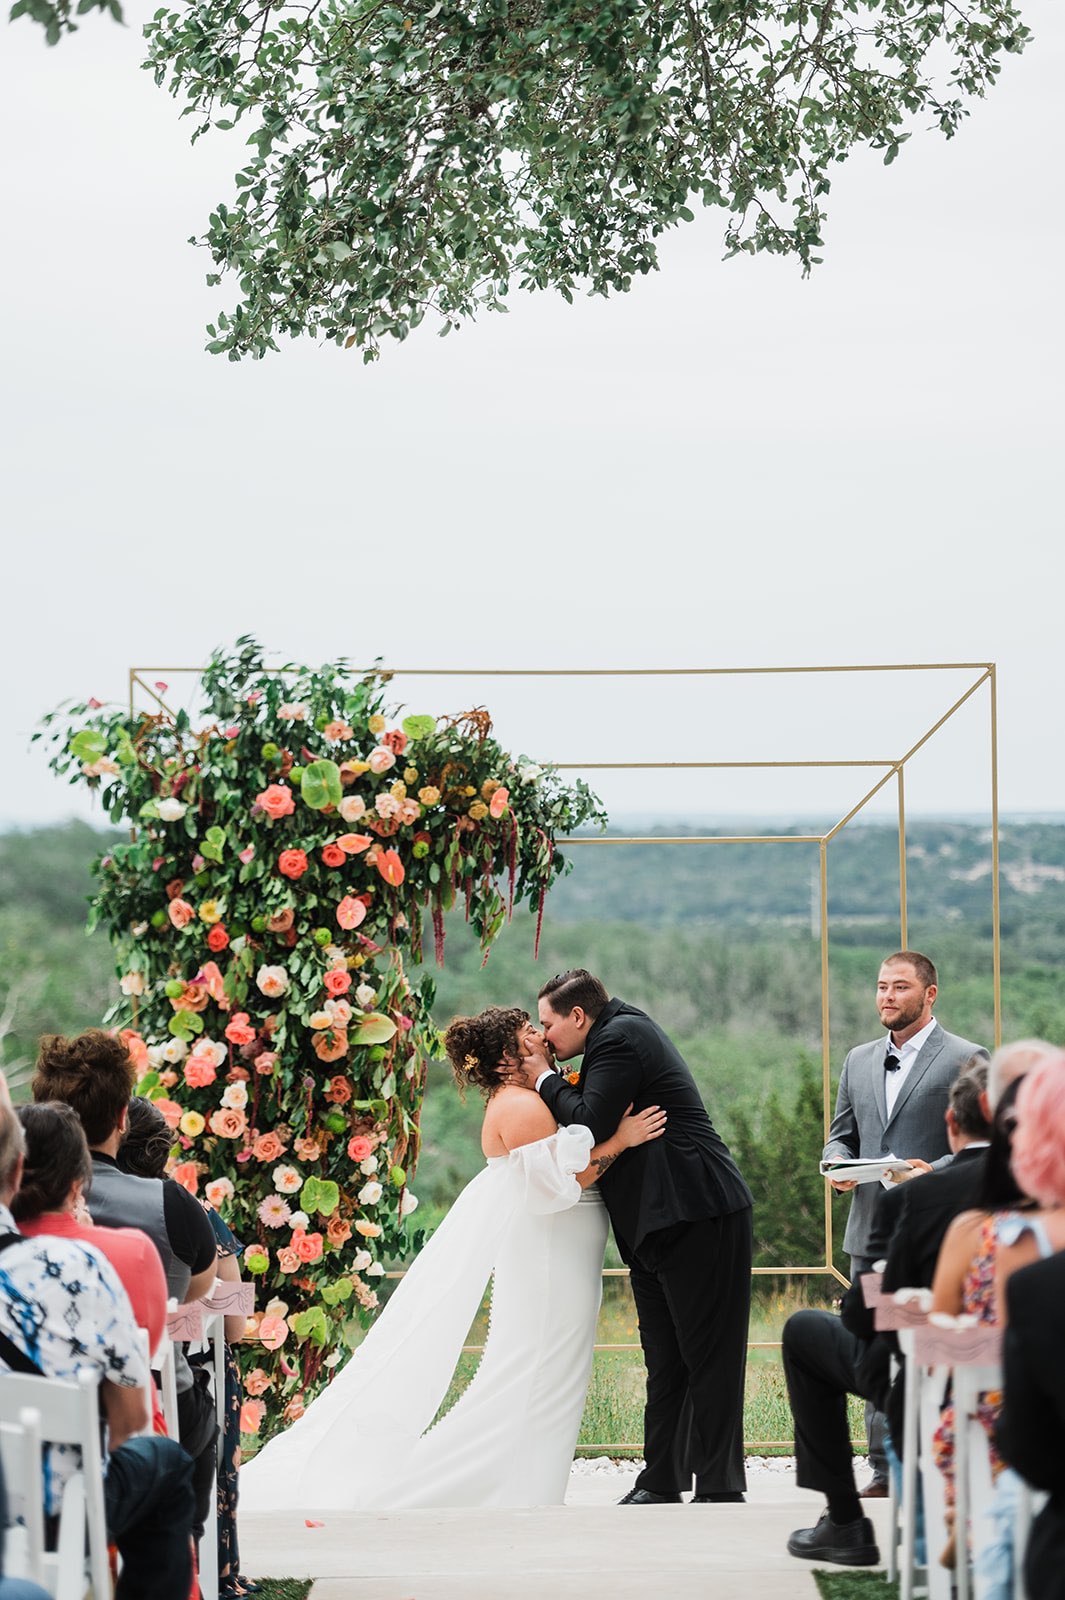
[117,1104,129,1136]
[572,1006,586,1032]
[979,1089,992,1125]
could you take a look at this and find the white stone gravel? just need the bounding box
[571,1453,871,1479]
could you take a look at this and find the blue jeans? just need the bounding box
[0,1582,52,1600]
[886,1429,927,1567]
[105,1436,195,1600]
[973,1466,1020,1600]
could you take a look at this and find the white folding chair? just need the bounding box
[192,1283,253,1600]
[0,1399,46,1587]
[876,1287,936,1600]
[0,1367,109,1600]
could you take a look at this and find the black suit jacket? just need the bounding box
[996,1252,1065,1600]
[538,998,752,1258]
[837,1146,989,1436]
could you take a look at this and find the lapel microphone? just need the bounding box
[884,1049,902,1073]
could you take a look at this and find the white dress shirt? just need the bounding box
[884,1016,938,1117]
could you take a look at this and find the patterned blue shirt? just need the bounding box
[0,1202,146,1514]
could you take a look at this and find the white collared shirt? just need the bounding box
[884,1016,938,1116]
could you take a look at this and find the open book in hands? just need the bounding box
[820,1155,915,1187]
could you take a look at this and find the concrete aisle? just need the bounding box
[239,1465,893,1599]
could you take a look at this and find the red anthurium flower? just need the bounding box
[376,848,405,887]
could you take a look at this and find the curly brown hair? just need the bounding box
[33,1029,137,1147]
[443,1006,530,1099]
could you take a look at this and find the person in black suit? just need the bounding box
[783,1058,991,1566]
[521,969,753,1504]
[996,1251,1065,1600]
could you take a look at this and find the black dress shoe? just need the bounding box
[691,1492,746,1503]
[787,1510,880,1566]
[617,1487,682,1505]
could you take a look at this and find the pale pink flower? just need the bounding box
[368,746,396,774]
[273,1164,303,1194]
[323,720,354,742]
[258,1194,292,1229]
[375,793,400,819]
[338,795,366,823]
[397,798,422,825]
[205,1178,235,1208]
[277,702,308,722]
[239,846,255,864]
[119,972,146,996]
[256,964,289,998]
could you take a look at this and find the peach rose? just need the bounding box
[209,1107,248,1140]
[368,746,396,774]
[417,786,441,806]
[255,784,296,819]
[256,964,289,999]
[323,967,351,997]
[312,1029,348,1063]
[155,1099,183,1130]
[326,1216,352,1247]
[277,848,308,879]
[119,1029,150,1073]
[276,1248,300,1275]
[347,1135,374,1162]
[184,1056,217,1089]
[206,1177,235,1208]
[324,720,354,742]
[335,895,366,930]
[326,998,353,1028]
[355,1220,382,1238]
[267,908,295,933]
[255,1051,278,1076]
[294,1136,322,1162]
[170,1161,199,1194]
[243,1367,271,1397]
[225,1012,257,1046]
[326,1076,352,1105]
[158,1069,179,1088]
[167,898,195,929]
[338,796,366,823]
[253,1130,286,1163]
[171,981,210,1014]
[283,1395,306,1424]
[239,1399,266,1435]
[257,1315,289,1350]
[397,798,422,825]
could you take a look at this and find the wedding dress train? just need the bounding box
[240,1125,607,1511]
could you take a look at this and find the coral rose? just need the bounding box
[321,843,346,868]
[326,1216,352,1247]
[243,1367,270,1398]
[292,1229,324,1264]
[167,898,195,929]
[382,729,407,755]
[252,1130,286,1163]
[257,1314,289,1351]
[184,1056,217,1089]
[347,1135,374,1163]
[170,1161,199,1194]
[323,721,354,743]
[209,1107,248,1140]
[375,849,405,887]
[278,848,308,879]
[225,1013,257,1046]
[323,967,351,997]
[155,1099,182,1131]
[335,896,366,930]
[171,981,209,1014]
[312,1029,348,1063]
[255,784,296,819]
[337,833,372,855]
[294,1136,321,1162]
[206,924,229,952]
[119,1029,150,1073]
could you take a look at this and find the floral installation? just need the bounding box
[37,638,604,1441]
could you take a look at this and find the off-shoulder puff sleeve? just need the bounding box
[509,1125,594,1214]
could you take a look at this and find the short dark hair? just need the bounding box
[117,1096,173,1180]
[12,1102,93,1223]
[883,950,938,990]
[949,1059,991,1139]
[537,969,608,1020]
[33,1030,137,1146]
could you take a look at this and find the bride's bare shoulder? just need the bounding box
[482,1085,557,1149]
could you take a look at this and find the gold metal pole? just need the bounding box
[820,839,834,1276]
[558,834,823,846]
[130,662,995,678]
[555,761,898,770]
[898,767,908,948]
[990,665,1002,1046]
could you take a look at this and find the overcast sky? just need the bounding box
[1,2,1061,831]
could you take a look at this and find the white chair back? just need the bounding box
[0,1401,46,1586]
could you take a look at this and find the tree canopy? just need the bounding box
[14,0,1030,359]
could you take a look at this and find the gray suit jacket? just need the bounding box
[823,1020,985,1257]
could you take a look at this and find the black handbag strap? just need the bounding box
[0,1233,46,1377]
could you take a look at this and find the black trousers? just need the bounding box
[176,1373,219,1543]
[629,1208,752,1496]
[782,1308,888,1500]
[851,1253,889,1480]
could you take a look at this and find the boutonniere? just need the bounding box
[565,1068,580,1086]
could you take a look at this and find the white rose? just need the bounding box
[339,795,366,823]
[147,1045,167,1068]
[519,764,543,784]
[358,1180,383,1206]
[161,1038,189,1064]
[352,1249,372,1271]
[324,1349,344,1368]
[355,983,377,1010]
[119,971,146,996]
[221,1081,248,1110]
[157,798,188,821]
[358,1156,379,1176]
[273,1165,302,1195]
[257,964,289,998]
[366,1262,385,1278]
[400,1191,419,1216]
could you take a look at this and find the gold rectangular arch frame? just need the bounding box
[129,661,1002,1449]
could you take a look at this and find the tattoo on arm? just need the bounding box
[592,1152,618,1177]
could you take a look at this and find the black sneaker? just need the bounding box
[617,1487,682,1505]
[786,1510,880,1566]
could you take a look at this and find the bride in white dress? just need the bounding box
[240,1006,665,1512]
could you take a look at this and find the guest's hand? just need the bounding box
[829,1178,858,1193]
[893,1158,934,1182]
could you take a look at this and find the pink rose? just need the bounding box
[239,846,255,865]
[225,1013,257,1047]
[323,968,351,997]
[347,1135,374,1162]
[184,1057,217,1089]
[368,746,396,774]
[209,1107,248,1140]
[155,1099,183,1130]
[336,896,366,930]
[243,1367,270,1397]
[276,1248,300,1275]
[255,784,296,819]
[292,1229,324,1264]
[255,1051,278,1076]
[278,848,308,880]
[397,798,422,825]
[382,729,407,755]
[321,843,346,868]
[252,1130,286,1163]
[323,721,354,742]
[167,898,195,929]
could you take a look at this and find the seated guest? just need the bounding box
[32,1033,219,1552]
[13,1102,168,1358]
[0,1072,194,1600]
[783,1056,1001,1567]
[0,1452,51,1600]
[120,1097,254,1600]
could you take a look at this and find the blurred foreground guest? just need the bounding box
[121,1097,255,1600]
[0,1072,194,1600]
[0,1451,50,1600]
[32,1033,218,1551]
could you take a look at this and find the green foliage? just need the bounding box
[126,0,1031,360]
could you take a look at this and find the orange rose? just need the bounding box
[252,1130,286,1163]
[321,844,346,868]
[207,924,229,952]
[209,1107,248,1140]
[323,967,351,997]
[170,981,210,1014]
[278,849,308,879]
[312,1029,348,1063]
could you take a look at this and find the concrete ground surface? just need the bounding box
[239,1459,893,1599]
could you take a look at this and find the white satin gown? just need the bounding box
[240,1125,608,1511]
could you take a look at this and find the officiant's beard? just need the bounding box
[877,993,927,1035]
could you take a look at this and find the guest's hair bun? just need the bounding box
[444,1007,530,1099]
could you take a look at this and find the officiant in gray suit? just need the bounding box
[822,949,985,1492]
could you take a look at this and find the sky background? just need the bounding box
[1,1,1061,831]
